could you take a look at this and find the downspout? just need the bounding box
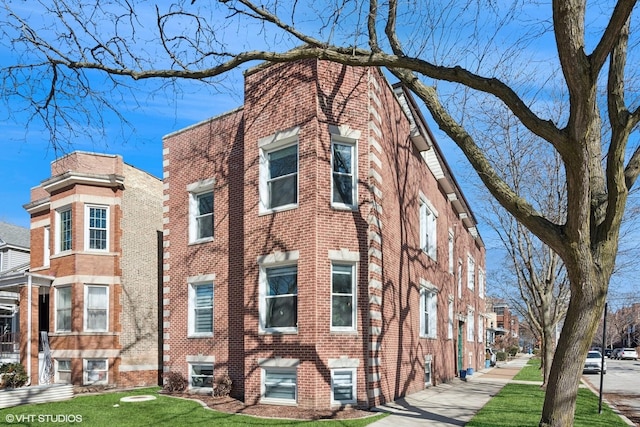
[26,274,32,385]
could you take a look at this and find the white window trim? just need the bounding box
[258,251,299,334]
[467,308,475,342]
[447,296,454,340]
[330,127,360,210]
[84,285,109,332]
[457,259,463,298]
[478,268,485,299]
[55,359,71,384]
[448,229,454,274]
[188,277,214,338]
[419,194,438,260]
[331,367,357,405]
[258,127,300,214]
[55,286,72,333]
[419,280,438,339]
[55,206,72,254]
[83,358,108,385]
[478,314,484,343]
[330,262,357,332]
[187,179,215,244]
[467,254,475,290]
[84,204,109,252]
[43,226,50,267]
[189,362,214,390]
[259,360,299,405]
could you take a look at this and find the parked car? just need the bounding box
[618,348,639,360]
[583,350,607,374]
[486,348,497,367]
[604,348,613,358]
[611,348,623,359]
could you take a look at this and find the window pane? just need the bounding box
[264,370,296,400]
[332,296,353,327]
[333,371,354,402]
[266,266,297,295]
[191,365,214,388]
[269,175,297,208]
[269,145,297,178]
[333,144,352,174]
[332,265,352,294]
[197,193,213,215]
[265,296,297,328]
[332,175,353,205]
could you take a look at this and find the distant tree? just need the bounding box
[476,98,570,386]
[3,1,640,425]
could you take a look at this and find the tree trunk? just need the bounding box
[541,327,554,387]
[540,267,607,426]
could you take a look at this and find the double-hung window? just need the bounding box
[56,286,72,332]
[187,179,215,243]
[188,281,214,337]
[467,309,475,342]
[267,145,298,209]
[478,268,485,299]
[331,263,356,331]
[57,207,72,252]
[331,140,356,208]
[260,265,298,332]
[331,368,356,404]
[467,255,475,290]
[85,285,108,332]
[259,127,300,213]
[419,197,437,259]
[85,205,108,251]
[419,285,437,338]
[262,368,297,403]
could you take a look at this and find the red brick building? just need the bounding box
[162,60,486,410]
[11,152,163,388]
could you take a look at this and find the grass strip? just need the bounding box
[467,383,627,427]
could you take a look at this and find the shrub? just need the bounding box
[508,346,519,357]
[163,371,188,393]
[0,363,28,388]
[497,351,508,362]
[212,374,232,397]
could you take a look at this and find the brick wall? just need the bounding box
[163,59,486,410]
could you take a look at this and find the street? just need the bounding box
[582,358,640,425]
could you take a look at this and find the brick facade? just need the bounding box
[23,152,162,388]
[163,60,486,410]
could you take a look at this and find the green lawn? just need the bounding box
[467,383,627,427]
[0,388,385,426]
[513,357,544,382]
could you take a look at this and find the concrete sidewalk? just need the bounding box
[368,354,532,426]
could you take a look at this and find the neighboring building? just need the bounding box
[0,222,30,273]
[0,222,30,363]
[163,59,486,410]
[0,151,163,387]
[487,298,519,350]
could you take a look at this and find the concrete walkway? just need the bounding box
[368,354,531,426]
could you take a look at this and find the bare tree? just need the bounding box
[2,1,640,425]
[477,100,570,387]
